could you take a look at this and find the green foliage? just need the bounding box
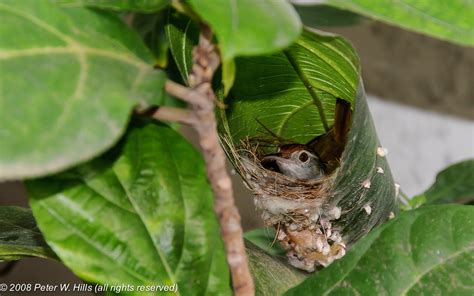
[57,0,170,12]
[285,205,474,295]
[165,9,199,84]
[246,241,307,296]
[221,29,397,245]
[133,12,170,68]
[0,206,55,260]
[27,122,230,295]
[244,228,285,257]
[0,1,471,295]
[0,0,166,180]
[409,159,474,208]
[226,29,359,145]
[294,4,363,27]
[329,84,398,244]
[188,0,302,61]
[323,0,474,46]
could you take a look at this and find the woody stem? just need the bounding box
[162,26,254,296]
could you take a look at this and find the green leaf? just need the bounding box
[221,58,235,96]
[324,0,474,46]
[226,28,359,145]
[0,206,55,260]
[27,121,231,295]
[221,28,397,246]
[409,159,474,208]
[188,0,303,61]
[294,4,363,27]
[244,228,285,257]
[285,205,474,295]
[246,241,307,296]
[56,0,170,12]
[133,12,169,68]
[165,9,199,84]
[0,0,168,180]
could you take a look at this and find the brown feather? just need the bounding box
[307,98,352,173]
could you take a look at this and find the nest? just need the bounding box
[222,136,347,272]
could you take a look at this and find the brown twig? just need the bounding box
[162,26,254,295]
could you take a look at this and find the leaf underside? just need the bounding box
[0,206,55,260]
[188,0,303,61]
[324,0,474,46]
[27,121,230,295]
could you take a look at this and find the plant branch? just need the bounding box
[165,80,208,105]
[163,26,255,295]
[152,106,197,126]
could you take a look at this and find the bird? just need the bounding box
[261,98,352,180]
[261,144,325,180]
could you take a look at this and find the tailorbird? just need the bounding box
[261,144,325,180]
[261,98,352,180]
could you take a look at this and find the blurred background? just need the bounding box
[1,6,473,294]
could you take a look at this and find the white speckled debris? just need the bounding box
[327,206,341,220]
[377,147,388,157]
[376,167,384,174]
[363,204,372,215]
[362,179,371,189]
[395,183,400,196]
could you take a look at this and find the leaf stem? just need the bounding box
[283,50,330,132]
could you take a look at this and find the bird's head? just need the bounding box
[261,144,324,180]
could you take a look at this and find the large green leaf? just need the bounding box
[409,159,474,209]
[323,0,474,46]
[188,0,302,61]
[223,28,397,245]
[285,205,474,295]
[0,206,55,260]
[246,241,307,296]
[57,0,170,12]
[226,28,359,148]
[27,121,230,295]
[0,0,167,181]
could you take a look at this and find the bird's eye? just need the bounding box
[299,151,309,162]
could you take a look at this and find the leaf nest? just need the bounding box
[222,136,347,272]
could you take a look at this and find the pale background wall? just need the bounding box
[368,96,474,198]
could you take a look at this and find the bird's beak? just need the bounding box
[261,153,281,162]
[261,154,290,165]
[261,153,287,172]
